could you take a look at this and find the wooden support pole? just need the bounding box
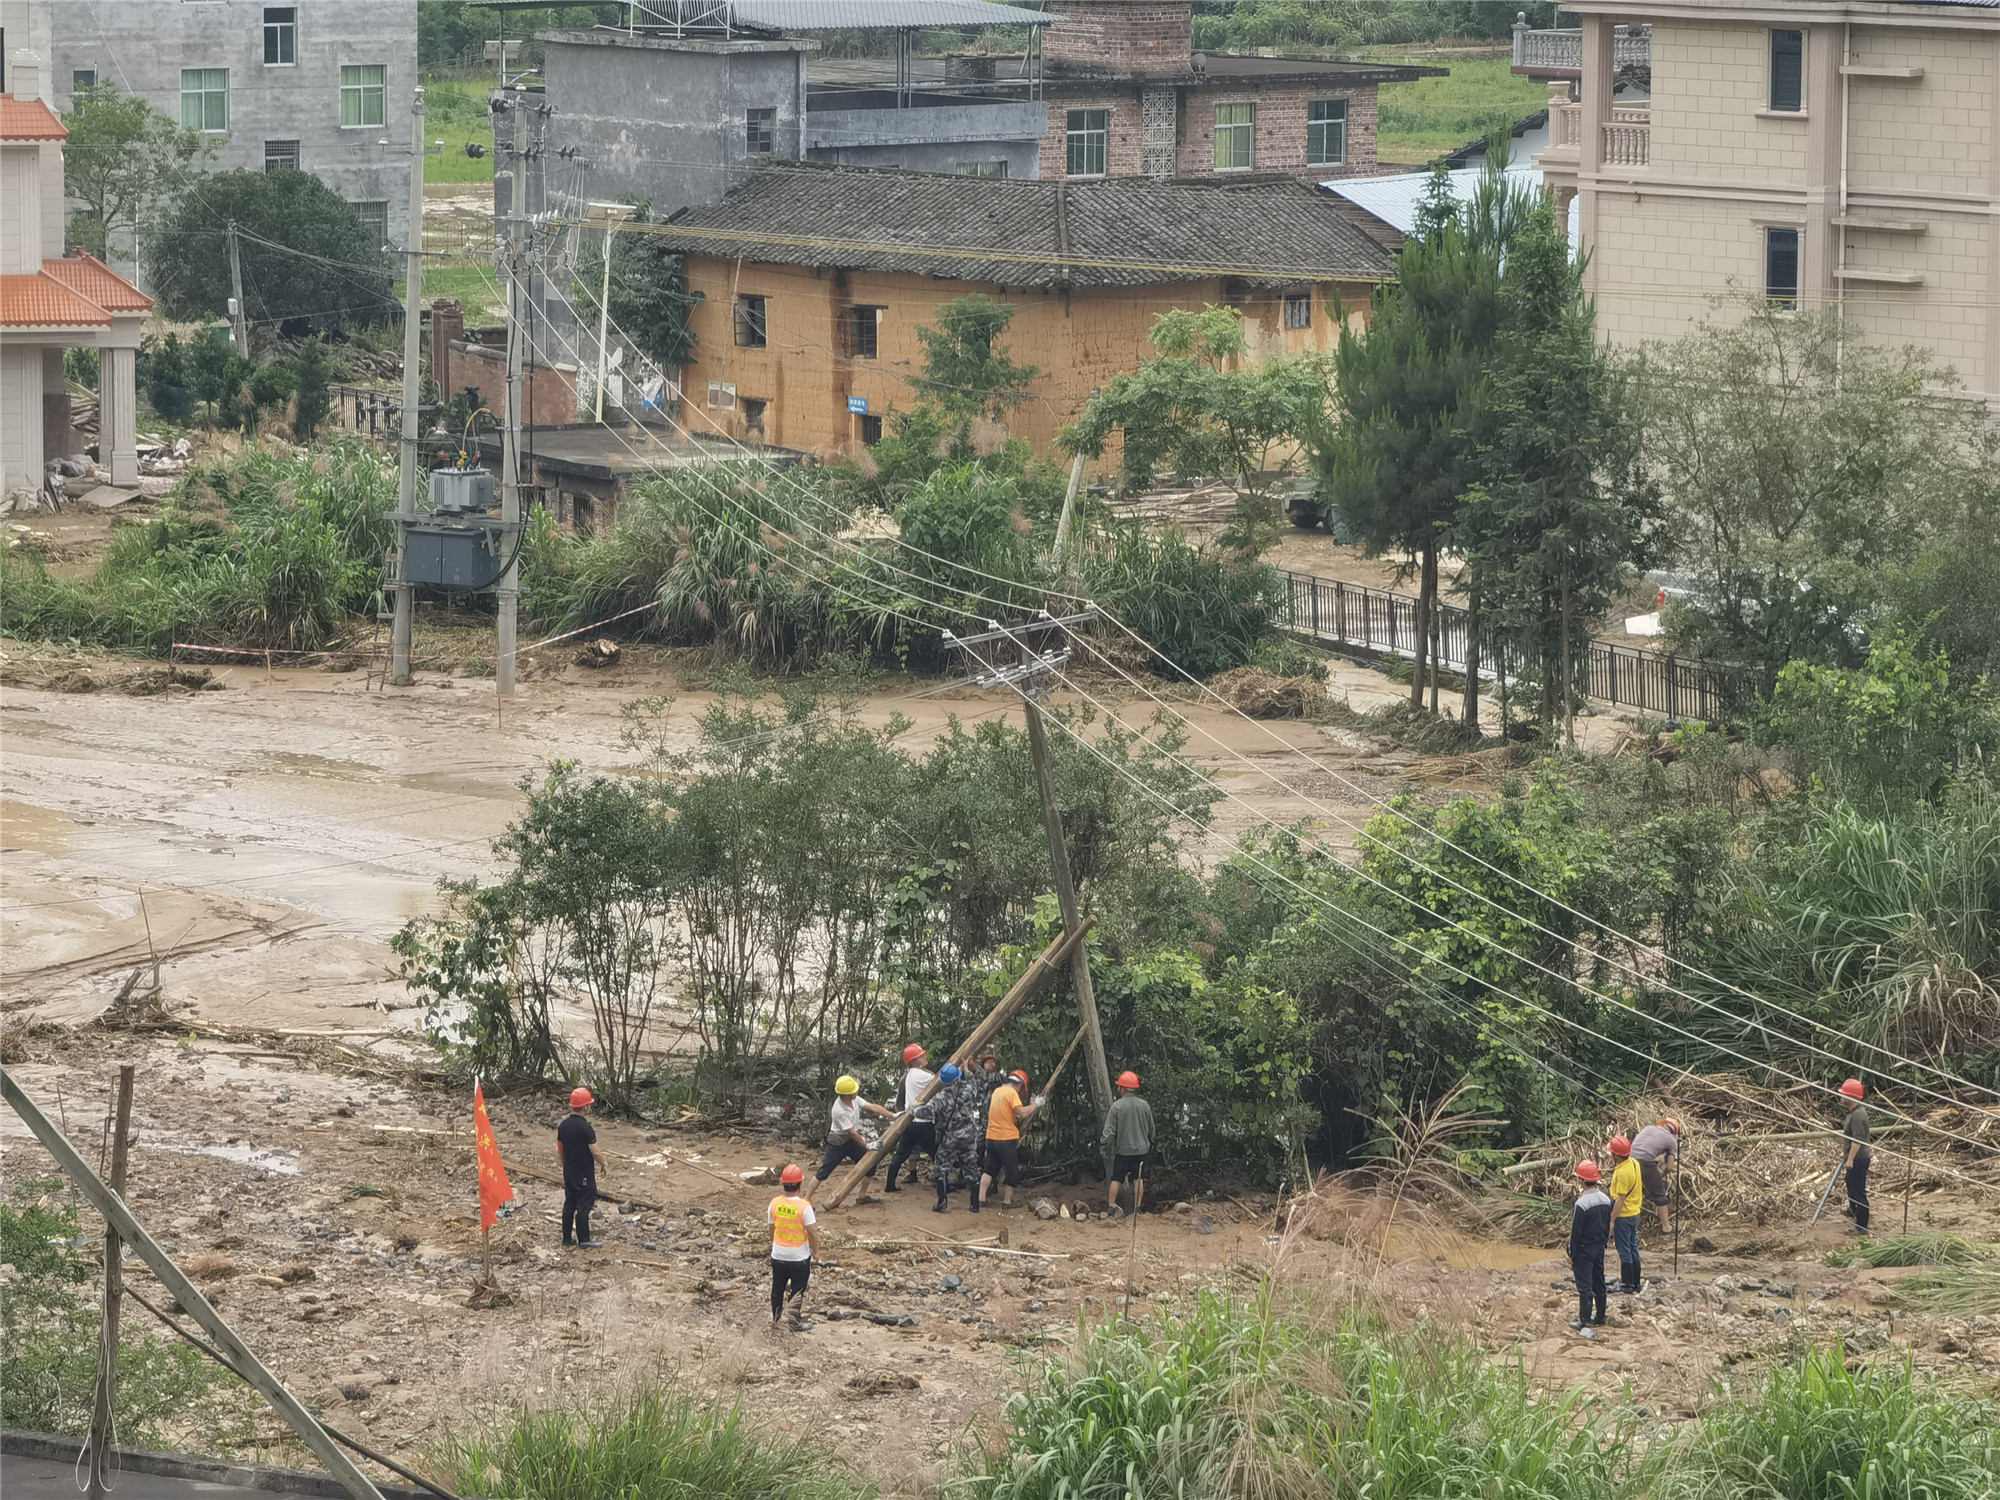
[86,1064,134,1500]
[1022,698,1113,1127]
[1,1067,386,1500]
[821,920,1093,1210]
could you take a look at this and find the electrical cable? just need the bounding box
[496,230,2000,1161]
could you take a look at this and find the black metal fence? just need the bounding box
[1275,569,1759,723]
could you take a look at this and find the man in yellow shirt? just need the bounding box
[979,1068,1040,1210]
[1606,1134,1644,1294]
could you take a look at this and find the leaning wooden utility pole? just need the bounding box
[85,1064,134,1500]
[1,1069,387,1500]
[821,919,1094,1210]
[947,614,1113,1126]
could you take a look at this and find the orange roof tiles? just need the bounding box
[0,93,67,141]
[0,273,111,327]
[41,254,153,314]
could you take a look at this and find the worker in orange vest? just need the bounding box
[768,1164,820,1329]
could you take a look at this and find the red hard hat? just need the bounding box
[569,1087,593,1108]
[903,1043,926,1065]
[1010,1070,1029,1090]
[1607,1135,1631,1157]
[781,1163,804,1186]
[1660,1117,1683,1135]
[1575,1160,1601,1182]
[1116,1070,1140,1090]
[1839,1078,1865,1100]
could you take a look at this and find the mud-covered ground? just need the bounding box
[5,659,1998,1497]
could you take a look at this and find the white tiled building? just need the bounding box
[2,52,150,502]
[1531,0,2000,406]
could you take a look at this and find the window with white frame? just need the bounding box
[1214,102,1254,171]
[265,138,300,171]
[1066,109,1108,177]
[181,68,228,131]
[746,107,776,155]
[1307,98,1347,167]
[264,7,296,66]
[957,159,1010,178]
[340,65,386,128]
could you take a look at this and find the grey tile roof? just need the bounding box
[727,0,1056,25]
[649,165,1397,288]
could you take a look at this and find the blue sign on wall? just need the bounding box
[848,396,869,414]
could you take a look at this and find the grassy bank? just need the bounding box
[961,1293,2000,1500]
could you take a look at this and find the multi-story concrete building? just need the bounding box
[2,50,152,501]
[1531,0,2000,407]
[1038,1,1435,184]
[541,0,1060,218]
[0,0,417,256]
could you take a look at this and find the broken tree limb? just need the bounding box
[498,1156,665,1212]
[0,1067,387,1500]
[823,920,1094,1210]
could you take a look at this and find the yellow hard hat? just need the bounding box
[835,1074,860,1095]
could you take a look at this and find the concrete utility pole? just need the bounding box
[496,106,526,698]
[84,1064,134,1500]
[225,223,250,357]
[946,616,1114,1128]
[391,89,427,688]
[1022,696,1114,1123]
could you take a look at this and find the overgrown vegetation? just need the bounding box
[964,1293,2000,1499]
[0,445,392,653]
[0,1188,251,1448]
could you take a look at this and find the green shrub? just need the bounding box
[0,1199,250,1447]
[1082,524,1278,679]
[0,443,392,654]
[437,1388,872,1500]
[966,1294,1650,1500]
[1691,1346,2000,1500]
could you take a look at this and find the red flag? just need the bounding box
[474,1082,514,1232]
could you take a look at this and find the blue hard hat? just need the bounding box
[939,1063,963,1084]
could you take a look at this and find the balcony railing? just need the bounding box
[1541,100,1648,170]
[1512,24,1651,75]
[1602,112,1650,168]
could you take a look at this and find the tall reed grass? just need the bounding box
[1,443,392,653]
[438,1388,872,1500]
[960,1294,2000,1500]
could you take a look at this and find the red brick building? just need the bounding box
[1039,0,1436,183]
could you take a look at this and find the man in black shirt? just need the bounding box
[557,1086,604,1248]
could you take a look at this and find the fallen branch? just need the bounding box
[498,1157,664,1212]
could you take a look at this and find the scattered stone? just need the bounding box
[575,639,622,669]
[1026,1300,1045,1313]
[1765,1282,1796,1300]
[845,1371,918,1396]
[1690,1236,1717,1252]
[941,1275,963,1292]
[1941,1335,1963,1354]
[338,1383,372,1402]
[1029,1198,1059,1221]
[275,1262,315,1284]
[1770,1307,1792,1326]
